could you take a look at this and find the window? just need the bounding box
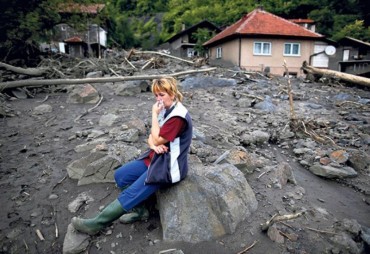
[254,42,271,55]
[284,43,300,56]
[216,47,222,58]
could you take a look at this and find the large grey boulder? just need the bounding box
[157,162,258,243]
[309,163,358,178]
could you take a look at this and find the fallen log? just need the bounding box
[130,49,195,65]
[0,67,217,91]
[0,62,48,76]
[302,61,370,88]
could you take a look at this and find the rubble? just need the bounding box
[0,51,369,253]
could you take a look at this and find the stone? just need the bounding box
[267,224,284,243]
[33,104,52,115]
[254,96,277,112]
[329,150,349,164]
[67,84,100,104]
[74,138,110,153]
[126,118,147,135]
[115,81,142,96]
[348,150,370,172]
[309,163,358,178]
[213,146,265,174]
[319,157,331,165]
[63,224,90,254]
[330,232,361,254]
[157,162,258,243]
[99,113,119,127]
[272,162,297,189]
[115,128,139,143]
[68,192,94,213]
[240,130,270,145]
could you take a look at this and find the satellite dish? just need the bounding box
[324,45,336,56]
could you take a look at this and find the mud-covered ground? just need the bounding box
[0,69,369,254]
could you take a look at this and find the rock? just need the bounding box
[180,76,237,89]
[63,224,90,254]
[319,157,331,165]
[115,81,142,96]
[267,224,284,243]
[67,151,120,185]
[67,84,100,104]
[348,150,370,172]
[87,129,106,139]
[115,128,139,143]
[240,130,270,145]
[74,138,110,153]
[330,232,362,254]
[286,186,305,200]
[126,118,147,135]
[329,150,349,164]
[33,104,52,115]
[254,96,277,112]
[213,147,265,174]
[157,163,258,243]
[237,98,254,108]
[334,218,362,238]
[99,113,119,127]
[68,192,94,213]
[309,163,358,178]
[293,148,312,155]
[77,155,121,185]
[272,162,297,189]
[361,226,370,246]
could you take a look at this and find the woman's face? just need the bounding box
[155,90,174,109]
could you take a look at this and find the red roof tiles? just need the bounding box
[64,36,83,43]
[204,9,323,46]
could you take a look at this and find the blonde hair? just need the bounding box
[151,77,183,102]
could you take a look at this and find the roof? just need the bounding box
[338,36,370,48]
[58,3,105,14]
[204,9,323,47]
[166,20,221,43]
[64,36,84,43]
[289,19,315,24]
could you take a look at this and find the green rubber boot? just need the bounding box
[71,199,125,235]
[119,204,149,224]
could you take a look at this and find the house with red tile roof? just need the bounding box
[203,8,332,76]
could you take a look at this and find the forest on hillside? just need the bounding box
[1,0,370,62]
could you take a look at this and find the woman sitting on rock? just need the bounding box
[72,77,193,235]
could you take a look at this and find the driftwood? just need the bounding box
[130,49,195,65]
[0,62,48,76]
[260,210,306,231]
[0,67,217,91]
[302,61,370,87]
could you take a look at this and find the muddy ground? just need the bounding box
[0,68,369,254]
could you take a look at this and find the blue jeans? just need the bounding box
[114,160,161,211]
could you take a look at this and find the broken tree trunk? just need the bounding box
[0,62,48,76]
[302,61,370,88]
[0,67,217,91]
[130,49,195,65]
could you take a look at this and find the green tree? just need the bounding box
[332,20,370,41]
[0,0,62,62]
[192,28,215,57]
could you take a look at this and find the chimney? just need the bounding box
[182,23,186,31]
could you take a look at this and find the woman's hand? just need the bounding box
[152,100,164,115]
[153,144,168,154]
